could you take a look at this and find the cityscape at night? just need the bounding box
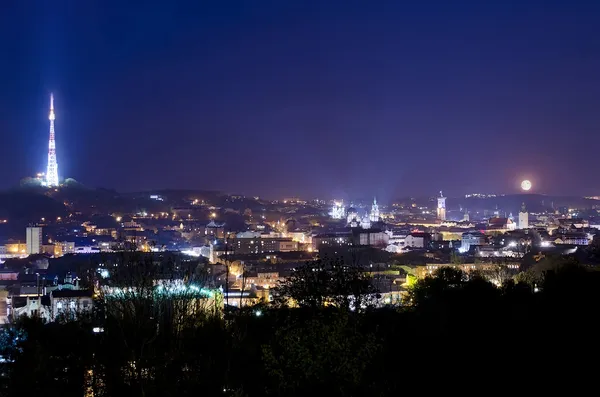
[0,1,599,396]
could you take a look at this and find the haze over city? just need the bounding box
[1,1,599,198]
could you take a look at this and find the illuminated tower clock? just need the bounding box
[437,191,446,221]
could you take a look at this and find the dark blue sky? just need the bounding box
[1,1,599,200]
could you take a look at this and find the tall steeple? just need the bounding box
[369,197,380,222]
[46,93,59,187]
[518,202,529,229]
[437,190,446,221]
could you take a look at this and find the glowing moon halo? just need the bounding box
[521,180,532,191]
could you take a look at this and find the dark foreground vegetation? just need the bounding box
[0,255,598,397]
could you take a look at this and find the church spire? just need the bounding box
[369,196,380,223]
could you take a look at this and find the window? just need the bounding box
[57,302,63,310]
[70,301,76,309]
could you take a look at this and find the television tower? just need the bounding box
[46,93,59,187]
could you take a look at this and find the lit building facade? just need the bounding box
[346,207,359,225]
[437,191,446,221]
[230,237,298,255]
[355,229,389,246]
[26,227,42,255]
[345,198,380,229]
[460,231,487,252]
[311,233,352,251]
[50,289,94,321]
[519,203,529,229]
[330,201,346,219]
[404,232,432,248]
[369,198,380,222]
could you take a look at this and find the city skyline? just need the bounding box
[0,1,599,198]
[1,2,598,392]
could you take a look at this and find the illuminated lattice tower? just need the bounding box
[46,93,59,187]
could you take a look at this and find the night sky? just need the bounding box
[1,1,599,200]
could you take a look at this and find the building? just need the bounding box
[50,289,94,321]
[437,191,446,221]
[0,270,18,281]
[330,201,346,219]
[360,213,371,229]
[519,203,529,229]
[369,198,380,223]
[12,296,48,320]
[461,231,487,252]
[312,233,352,251]
[557,218,587,229]
[26,227,43,255]
[404,232,432,248]
[487,217,516,232]
[39,242,75,257]
[4,242,26,256]
[205,221,225,238]
[345,201,379,229]
[122,219,143,231]
[55,241,76,256]
[245,270,284,289]
[353,229,389,247]
[73,246,101,254]
[553,233,589,245]
[277,239,299,252]
[286,231,311,244]
[231,237,298,255]
[346,207,359,225]
[420,262,521,277]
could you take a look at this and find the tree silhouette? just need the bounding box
[262,310,380,397]
[273,257,377,311]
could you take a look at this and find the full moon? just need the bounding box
[521,180,532,191]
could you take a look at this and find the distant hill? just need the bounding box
[123,189,222,203]
[62,178,89,190]
[449,194,598,213]
[0,191,67,222]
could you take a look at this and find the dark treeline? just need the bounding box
[0,254,598,396]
